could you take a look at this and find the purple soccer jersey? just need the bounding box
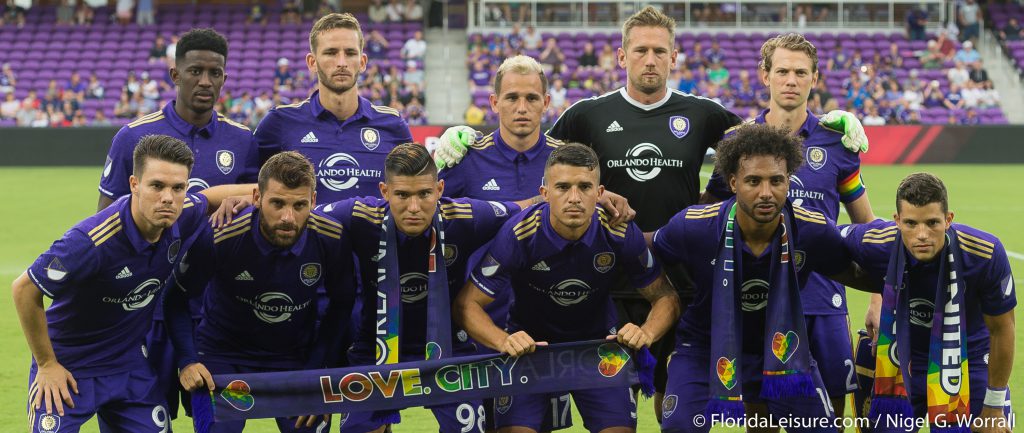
[439,131,562,202]
[25,193,208,378]
[841,220,1016,362]
[651,202,852,352]
[170,206,354,370]
[319,196,520,360]
[469,203,662,342]
[100,102,257,199]
[254,92,414,203]
[705,110,867,315]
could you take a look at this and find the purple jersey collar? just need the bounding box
[493,131,550,163]
[119,195,182,253]
[533,203,599,254]
[308,90,371,125]
[161,100,219,137]
[755,108,819,138]
[250,209,309,256]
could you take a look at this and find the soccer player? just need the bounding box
[455,143,679,433]
[317,143,534,433]
[652,124,875,433]
[701,33,877,416]
[99,28,255,209]
[163,151,354,433]
[254,13,414,203]
[14,135,208,433]
[842,173,1014,433]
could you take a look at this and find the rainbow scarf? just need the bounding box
[706,200,815,420]
[870,228,970,433]
[375,209,452,365]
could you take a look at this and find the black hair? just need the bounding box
[713,123,805,179]
[258,151,315,193]
[176,28,229,61]
[384,143,436,180]
[132,134,195,176]
[897,172,949,213]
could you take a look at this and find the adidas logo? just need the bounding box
[482,179,500,191]
[531,261,550,271]
[235,270,254,281]
[115,266,133,279]
[606,121,623,132]
[301,131,318,143]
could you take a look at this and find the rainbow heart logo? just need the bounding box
[716,357,738,390]
[771,331,800,364]
[220,380,255,411]
[597,343,630,377]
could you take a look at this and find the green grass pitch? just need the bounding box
[0,164,1020,432]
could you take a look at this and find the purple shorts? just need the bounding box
[493,387,636,432]
[805,314,856,397]
[660,345,835,433]
[27,368,168,433]
[191,360,331,433]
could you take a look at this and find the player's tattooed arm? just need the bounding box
[454,281,546,356]
[613,273,680,350]
[513,195,544,210]
[827,262,882,294]
[198,183,257,215]
[599,190,635,226]
[980,310,1014,433]
[12,272,78,416]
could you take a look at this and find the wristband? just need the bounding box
[983,386,1008,408]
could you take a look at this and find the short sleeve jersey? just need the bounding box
[841,220,1016,361]
[175,207,354,369]
[469,203,662,342]
[320,196,520,360]
[705,110,867,315]
[439,131,563,201]
[254,92,414,203]
[100,102,257,198]
[26,193,208,377]
[548,88,742,231]
[651,202,851,352]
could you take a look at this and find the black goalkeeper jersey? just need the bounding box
[548,88,742,232]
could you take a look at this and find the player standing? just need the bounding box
[456,143,679,433]
[254,13,414,203]
[842,173,1014,433]
[701,33,876,417]
[15,136,208,433]
[652,124,875,432]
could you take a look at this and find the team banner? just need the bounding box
[211,340,640,421]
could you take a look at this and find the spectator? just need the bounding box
[405,100,426,125]
[597,43,616,72]
[30,111,49,127]
[523,25,542,51]
[136,0,154,26]
[139,71,161,112]
[961,80,984,109]
[0,92,19,119]
[76,0,100,25]
[947,61,969,86]
[979,81,999,108]
[507,23,523,51]
[902,79,923,110]
[677,68,698,94]
[706,60,729,87]
[882,42,904,70]
[687,42,706,70]
[403,60,424,88]
[274,57,295,92]
[968,60,989,85]
[165,35,178,68]
[963,108,980,125]
[59,99,77,126]
[365,30,390,59]
[953,40,980,64]
[906,6,927,41]
[464,104,485,126]
[368,0,387,23]
[549,78,567,109]
[10,0,29,28]
[829,49,852,72]
[403,0,422,21]
[92,110,112,126]
[468,60,490,92]
[0,63,15,96]
[281,0,301,24]
[918,40,944,69]
[149,35,168,63]
[578,42,598,69]
[42,80,61,111]
[84,73,103,100]
[16,93,38,126]
[935,30,956,61]
[247,0,268,25]
[957,0,980,43]
[400,83,425,106]
[385,0,404,22]
[905,109,922,124]
[703,40,724,65]
[998,18,1023,42]
[862,106,886,125]
[57,0,74,25]
[115,0,133,25]
[846,78,869,109]
[401,30,427,61]
[65,72,87,101]
[922,80,944,108]
[943,83,964,110]
[538,38,565,73]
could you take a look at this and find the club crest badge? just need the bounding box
[807,147,827,170]
[669,116,690,138]
[361,127,381,151]
[300,263,321,286]
[793,250,806,271]
[443,245,457,266]
[38,414,60,433]
[662,395,678,419]
[215,150,235,175]
[593,252,615,273]
[168,239,181,263]
[495,395,513,414]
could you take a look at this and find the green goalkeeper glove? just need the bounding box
[820,110,869,154]
[433,125,478,170]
